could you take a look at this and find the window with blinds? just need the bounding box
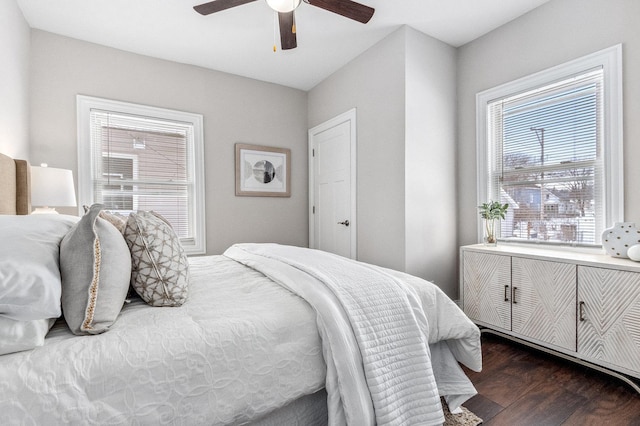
[488,69,603,245]
[476,45,623,247]
[77,96,206,254]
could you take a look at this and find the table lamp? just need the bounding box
[31,164,77,214]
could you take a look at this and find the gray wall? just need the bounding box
[404,28,457,290]
[457,0,640,248]
[308,26,459,297]
[309,28,407,272]
[0,0,30,159]
[29,30,309,254]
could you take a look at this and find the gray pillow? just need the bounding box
[83,205,128,234]
[123,211,189,307]
[60,204,131,335]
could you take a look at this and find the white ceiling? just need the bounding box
[17,0,550,91]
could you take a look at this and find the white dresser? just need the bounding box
[460,244,640,390]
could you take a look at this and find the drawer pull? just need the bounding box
[504,285,509,302]
[579,301,586,321]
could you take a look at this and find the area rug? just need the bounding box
[442,398,483,426]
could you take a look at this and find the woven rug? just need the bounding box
[442,398,483,426]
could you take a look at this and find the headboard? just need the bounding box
[0,153,31,215]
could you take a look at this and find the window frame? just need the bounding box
[77,95,206,255]
[475,44,623,246]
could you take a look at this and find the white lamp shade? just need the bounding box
[266,0,301,13]
[30,166,77,208]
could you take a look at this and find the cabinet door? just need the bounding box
[578,266,640,377]
[462,251,511,331]
[512,257,576,351]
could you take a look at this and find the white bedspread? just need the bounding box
[0,255,326,425]
[224,243,481,426]
[1,246,481,426]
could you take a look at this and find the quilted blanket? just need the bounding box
[224,243,482,426]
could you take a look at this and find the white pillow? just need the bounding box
[0,215,78,321]
[0,317,55,355]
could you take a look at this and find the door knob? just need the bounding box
[338,220,350,227]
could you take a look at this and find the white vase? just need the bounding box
[601,222,640,258]
[628,244,640,262]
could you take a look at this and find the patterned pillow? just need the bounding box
[123,211,189,307]
[99,211,128,234]
[60,204,131,335]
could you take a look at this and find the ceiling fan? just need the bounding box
[193,0,375,51]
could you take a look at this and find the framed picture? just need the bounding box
[235,143,291,197]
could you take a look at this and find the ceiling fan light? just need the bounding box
[266,0,301,13]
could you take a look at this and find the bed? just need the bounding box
[0,152,482,425]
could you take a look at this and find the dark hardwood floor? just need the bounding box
[462,333,640,425]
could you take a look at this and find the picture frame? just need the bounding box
[235,143,291,197]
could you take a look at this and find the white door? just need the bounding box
[309,109,357,259]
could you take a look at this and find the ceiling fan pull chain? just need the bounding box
[273,11,278,52]
[292,0,297,33]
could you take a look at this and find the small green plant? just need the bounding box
[478,201,509,244]
[478,201,509,221]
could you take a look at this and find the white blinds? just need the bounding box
[487,68,604,245]
[89,110,193,239]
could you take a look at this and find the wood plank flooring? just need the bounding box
[462,333,640,425]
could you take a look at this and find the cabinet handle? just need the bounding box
[504,285,509,302]
[579,301,585,321]
[512,286,518,304]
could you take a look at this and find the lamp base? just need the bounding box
[32,207,59,215]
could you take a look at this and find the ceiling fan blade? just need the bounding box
[193,0,258,15]
[307,0,374,24]
[278,12,297,50]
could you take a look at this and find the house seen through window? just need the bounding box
[102,155,134,211]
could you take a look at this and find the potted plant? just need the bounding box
[478,201,509,245]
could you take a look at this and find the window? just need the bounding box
[476,45,622,247]
[77,96,206,255]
